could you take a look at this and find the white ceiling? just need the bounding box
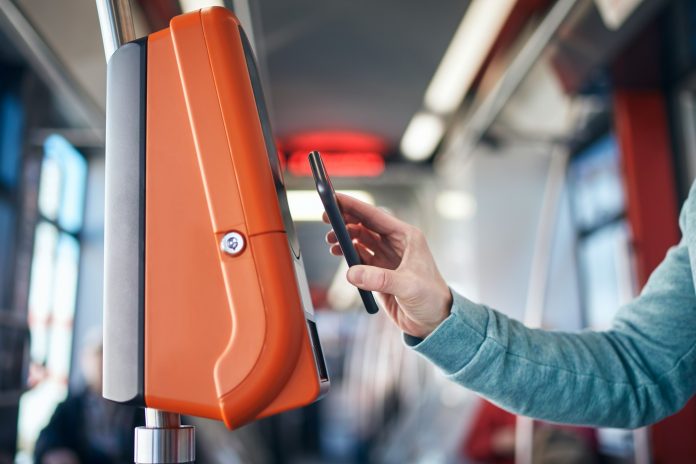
[257,0,470,148]
[16,0,107,111]
[9,0,471,152]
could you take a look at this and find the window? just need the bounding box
[16,134,87,460]
[568,136,625,233]
[0,68,26,461]
[568,134,634,329]
[0,82,22,304]
[0,89,22,189]
[568,133,637,458]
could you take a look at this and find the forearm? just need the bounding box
[407,291,696,428]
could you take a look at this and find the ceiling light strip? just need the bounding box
[424,0,517,115]
[439,0,580,165]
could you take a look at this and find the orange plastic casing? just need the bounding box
[143,7,326,429]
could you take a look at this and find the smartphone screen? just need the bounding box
[309,151,379,314]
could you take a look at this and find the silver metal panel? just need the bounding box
[103,40,146,404]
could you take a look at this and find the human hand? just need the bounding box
[325,193,452,338]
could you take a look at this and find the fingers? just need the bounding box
[322,210,362,227]
[326,224,381,250]
[330,243,343,256]
[354,242,375,263]
[346,265,411,297]
[326,220,406,272]
[326,225,401,268]
[334,193,408,236]
[321,193,404,235]
[330,241,374,258]
[325,229,337,244]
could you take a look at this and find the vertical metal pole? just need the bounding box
[514,146,569,464]
[95,2,196,462]
[95,0,136,61]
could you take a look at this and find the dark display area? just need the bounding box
[241,29,301,260]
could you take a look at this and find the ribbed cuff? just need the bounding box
[404,290,489,374]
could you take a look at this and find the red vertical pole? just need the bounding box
[614,90,680,283]
[614,90,696,463]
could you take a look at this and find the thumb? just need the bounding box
[346,265,408,296]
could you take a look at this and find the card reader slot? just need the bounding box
[306,320,329,383]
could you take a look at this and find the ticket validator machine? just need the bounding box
[97,3,330,462]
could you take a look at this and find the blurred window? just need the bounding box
[577,221,634,329]
[38,135,87,233]
[0,70,25,463]
[0,84,22,304]
[0,86,22,188]
[568,133,636,458]
[678,84,696,186]
[568,134,634,330]
[17,135,87,459]
[568,136,624,232]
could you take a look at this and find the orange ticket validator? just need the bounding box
[103,7,329,429]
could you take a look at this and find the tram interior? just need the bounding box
[1,0,696,463]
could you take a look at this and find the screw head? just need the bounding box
[221,231,245,256]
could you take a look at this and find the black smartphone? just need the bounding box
[309,151,379,314]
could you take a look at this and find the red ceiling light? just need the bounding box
[282,131,389,177]
[287,151,385,177]
[284,131,389,154]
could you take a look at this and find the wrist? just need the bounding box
[418,286,453,338]
[436,287,453,326]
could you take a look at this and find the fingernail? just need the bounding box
[347,267,364,285]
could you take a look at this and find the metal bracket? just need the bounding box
[134,410,196,464]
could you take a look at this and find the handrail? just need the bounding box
[95,0,136,62]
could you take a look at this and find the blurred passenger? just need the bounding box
[463,400,597,464]
[34,336,142,464]
[325,191,696,428]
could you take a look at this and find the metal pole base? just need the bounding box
[134,409,195,464]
